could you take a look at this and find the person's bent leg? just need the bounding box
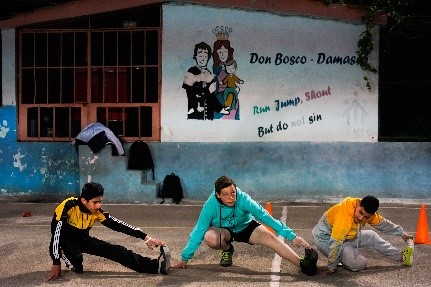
[204,227,232,250]
[204,227,234,267]
[82,237,159,274]
[249,225,302,267]
[358,230,401,261]
[340,246,368,271]
[312,220,331,258]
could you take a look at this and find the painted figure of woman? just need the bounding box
[212,38,235,118]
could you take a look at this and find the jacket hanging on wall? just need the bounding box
[128,140,155,180]
[72,122,125,155]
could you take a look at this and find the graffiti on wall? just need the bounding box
[253,86,329,138]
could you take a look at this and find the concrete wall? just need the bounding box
[1,108,430,202]
[76,141,431,203]
[0,106,80,198]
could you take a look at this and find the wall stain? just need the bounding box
[13,150,27,171]
[0,120,10,138]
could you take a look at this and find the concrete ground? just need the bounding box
[0,199,430,287]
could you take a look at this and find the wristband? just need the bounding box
[145,236,152,244]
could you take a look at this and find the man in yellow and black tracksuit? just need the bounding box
[46,182,170,281]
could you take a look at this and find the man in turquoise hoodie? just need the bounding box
[172,175,318,276]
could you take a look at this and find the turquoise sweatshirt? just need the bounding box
[181,188,297,262]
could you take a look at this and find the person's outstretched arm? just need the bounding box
[100,210,166,247]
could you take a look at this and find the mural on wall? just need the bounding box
[182,27,244,121]
[212,26,243,120]
[182,41,219,120]
[163,4,379,142]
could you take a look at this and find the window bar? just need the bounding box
[33,33,37,104]
[102,31,105,104]
[60,33,63,104]
[45,32,48,105]
[143,30,146,103]
[37,107,41,138]
[73,32,77,104]
[68,107,71,138]
[52,107,55,138]
[86,29,91,105]
[45,34,48,105]
[130,31,133,103]
[116,30,119,104]
[138,106,141,138]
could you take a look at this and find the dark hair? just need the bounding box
[193,42,212,60]
[212,39,234,69]
[215,175,235,194]
[360,195,379,214]
[80,182,104,201]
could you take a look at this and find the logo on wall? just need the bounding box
[182,26,244,121]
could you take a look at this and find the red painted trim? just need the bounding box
[0,0,386,29]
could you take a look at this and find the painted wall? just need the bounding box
[1,6,430,202]
[76,141,431,202]
[1,30,79,198]
[0,106,80,197]
[162,4,379,142]
[150,142,431,201]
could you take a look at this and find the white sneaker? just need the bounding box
[220,108,230,115]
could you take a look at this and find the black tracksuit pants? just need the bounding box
[60,236,159,273]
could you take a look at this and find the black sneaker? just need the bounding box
[158,246,171,275]
[300,248,318,276]
[219,244,234,267]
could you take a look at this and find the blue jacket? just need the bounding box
[181,188,297,261]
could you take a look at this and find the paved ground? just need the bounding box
[0,200,430,287]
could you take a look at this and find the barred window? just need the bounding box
[18,6,161,141]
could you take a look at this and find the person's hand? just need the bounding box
[209,82,217,94]
[401,232,414,242]
[318,266,335,275]
[144,236,166,250]
[172,260,187,269]
[45,264,61,281]
[292,236,310,248]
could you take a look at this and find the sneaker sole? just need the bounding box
[402,246,413,267]
[160,246,171,275]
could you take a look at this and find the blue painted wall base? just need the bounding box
[1,104,430,203]
[78,146,159,203]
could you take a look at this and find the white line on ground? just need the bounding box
[270,206,288,287]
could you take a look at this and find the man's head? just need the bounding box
[193,42,212,67]
[80,182,104,213]
[354,195,379,223]
[215,175,236,207]
[360,195,379,214]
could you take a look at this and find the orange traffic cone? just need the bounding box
[265,201,274,234]
[414,204,431,244]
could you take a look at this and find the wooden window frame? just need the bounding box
[17,9,161,142]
